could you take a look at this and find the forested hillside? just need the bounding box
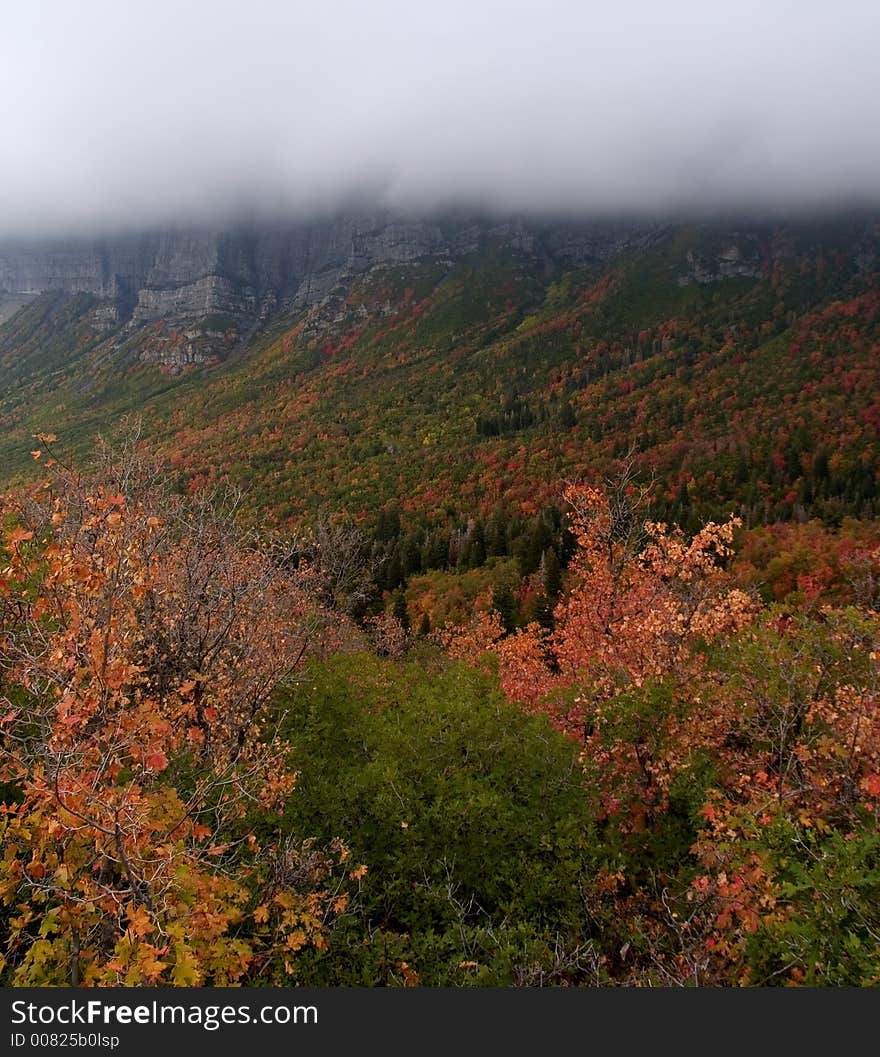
[1,211,878,986]
[1,215,877,528]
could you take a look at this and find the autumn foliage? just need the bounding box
[444,469,755,735]
[441,471,880,984]
[0,436,358,985]
[2,433,879,987]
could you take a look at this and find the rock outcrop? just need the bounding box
[677,242,765,285]
[0,213,652,366]
[16,212,866,369]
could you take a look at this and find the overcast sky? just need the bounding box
[1,0,878,234]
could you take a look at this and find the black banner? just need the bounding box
[0,987,873,1055]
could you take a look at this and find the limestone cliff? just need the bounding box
[0,214,649,366]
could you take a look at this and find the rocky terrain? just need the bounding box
[0,214,654,367]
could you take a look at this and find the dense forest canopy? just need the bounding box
[1,427,877,986]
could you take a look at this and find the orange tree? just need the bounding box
[440,469,880,983]
[0,435,357,985]
[442,465,754,739]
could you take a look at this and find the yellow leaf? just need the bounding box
[170,943,202,986]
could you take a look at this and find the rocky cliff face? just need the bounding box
[677,243,766,285]
[3,215,875,363]
[15,213,871,370]
[0,214,651,366]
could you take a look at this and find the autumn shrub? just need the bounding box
[436,474,880,985]
[0,435,356,985]
[574,606,880,985]
[442,474,756,737]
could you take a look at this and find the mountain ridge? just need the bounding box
[0,210,877,541]
[0,213,655,362]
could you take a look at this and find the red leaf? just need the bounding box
[145,750,169,772]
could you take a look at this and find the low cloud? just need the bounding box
[1,0,878,235]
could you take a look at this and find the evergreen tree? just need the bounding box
[540,547,563,599]
[392,589,410,630]
[492,580,518,632]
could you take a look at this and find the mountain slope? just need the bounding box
[0,212,877,541]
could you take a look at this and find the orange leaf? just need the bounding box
[6,528,33,548]
[126,904,153,938]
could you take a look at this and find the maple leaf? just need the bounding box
[138,952,168,982]
[170,944,202,986]
[6,527,34,548]
[144,749,169,772]
[126,904,154,938]
[284,930,307,952]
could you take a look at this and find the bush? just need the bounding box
[269,653,600,985]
